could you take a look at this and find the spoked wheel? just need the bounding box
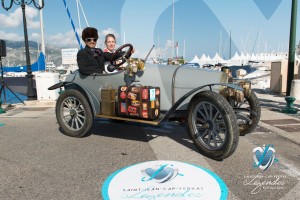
[229,91,261,136]
[56,89,93,137]
[187,91,239,160]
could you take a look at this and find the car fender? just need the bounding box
[48,82,100,115]
[161,83,243,123]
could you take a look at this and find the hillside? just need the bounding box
[5,40,39,49]
[1,40,62,67]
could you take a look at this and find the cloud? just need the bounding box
[30,32,41,41]
[0,7,39,29]
[0,31,23,41]
[0,27,174,61]
[100,28,119,39]
[45,30,80,47]
[26,7,40,29]
[44,28,120,49]
[0,30,43,44]
[162,39,173,56]
[150,39,173,59]
[0,29,79,48]
[133,39,174,60]
[99,28,120,47]
[0,29,80,50]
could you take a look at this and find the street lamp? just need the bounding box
[1,0,44,100]
[286,0,298,96]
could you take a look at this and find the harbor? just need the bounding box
[0,0,300,199]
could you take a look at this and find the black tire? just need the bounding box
[56,89,93,137]
[230,91,261,136]
[187,91,239,160]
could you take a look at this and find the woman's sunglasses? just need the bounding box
[85,38,98,42]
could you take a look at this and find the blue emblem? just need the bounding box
[252,144,278,171]
[141,164,183,183]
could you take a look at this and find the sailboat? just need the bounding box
[3,52,46,73]
[3,0,47,75]
[1,3,47,99]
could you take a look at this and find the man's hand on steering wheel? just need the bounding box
[110,44,134,68]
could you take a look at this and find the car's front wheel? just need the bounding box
[187,91,239,160]
[230,91,261,136]
[56,89,93,137]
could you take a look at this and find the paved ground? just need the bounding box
[0,91,299,200]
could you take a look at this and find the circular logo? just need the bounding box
[120,92,126,99]
[121,86,127,92]
[102,160,228,200]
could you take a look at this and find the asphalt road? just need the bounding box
[0,107,299,200]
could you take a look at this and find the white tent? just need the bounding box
[198,53,208,66]
[245,53,251,61]
[199,53,207,60]
[211,53,226,64]
[240,52,248,65]
[250,53,258,61]
[229,52,241,65]
[257,53,265,61]
[206,55,212,63]
[189,55,200,63]
[230,52,240,60]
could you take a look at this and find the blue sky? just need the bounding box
[0,0,299,61]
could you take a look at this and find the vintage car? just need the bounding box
[49,44,261,160]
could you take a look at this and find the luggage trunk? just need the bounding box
[100,88,116,116]
[118,85,160,120]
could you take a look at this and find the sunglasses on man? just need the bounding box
[85,38,98,42]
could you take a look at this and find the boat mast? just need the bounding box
[79,0,89,27]
[175,41,179,58]
[39,0,45,56]
[75,0,90,38]
[183,39,186,60]
[63,0,83,49]
[219,29,222,56]
[257,31,260,55]
[123,32,126,44]
[76,0,82,32]
[158,35,162,62]
[250,31,260,61]
[229,30,231,59]
[172,0,175,58]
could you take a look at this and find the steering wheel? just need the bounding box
[110,43,133,68]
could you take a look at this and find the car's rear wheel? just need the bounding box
[187,91,239,160]
[56,89,93,137]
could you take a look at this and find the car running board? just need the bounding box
[95,114,162,125]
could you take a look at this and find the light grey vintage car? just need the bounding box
[49,44,261,160]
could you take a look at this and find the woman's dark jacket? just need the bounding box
[77,46,113,75]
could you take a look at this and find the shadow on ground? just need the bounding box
[91,118,197,152]
[253,89,300,112]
